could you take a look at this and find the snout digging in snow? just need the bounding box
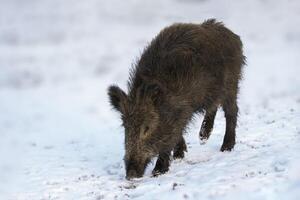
[108,19,246,179]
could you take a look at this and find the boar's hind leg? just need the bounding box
[199,107,217,142]
[221,93,238,151]
[152,151,171,176]
[173,136,187,159]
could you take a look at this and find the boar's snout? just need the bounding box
[126,169,140,180]
[125,163,143,180]
[125,157,150,180]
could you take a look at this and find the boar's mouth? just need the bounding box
[125,158,151,180]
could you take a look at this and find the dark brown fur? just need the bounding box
[108,19,246,179]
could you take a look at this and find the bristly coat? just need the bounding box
[108,19,246,179]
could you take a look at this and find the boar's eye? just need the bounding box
[144,126,150,133]
[141,125,150,139]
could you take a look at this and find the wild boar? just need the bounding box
[108,19,246,179]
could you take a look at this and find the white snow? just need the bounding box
[0,0,300,199]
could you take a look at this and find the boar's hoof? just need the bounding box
[173,138,187,159]
[199,131,210,141]
[220,142,235,152]
[152,167,169,177]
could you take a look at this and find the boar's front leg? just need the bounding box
[173,136,187,159]
[199,107,217,142]
[152,151,171,176]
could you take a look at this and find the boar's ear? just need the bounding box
[108,85,128,114]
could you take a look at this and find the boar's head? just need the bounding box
[108,83,174,179]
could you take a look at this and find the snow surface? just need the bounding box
[0,0,300,199]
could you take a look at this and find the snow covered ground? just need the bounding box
[0,0,300,199]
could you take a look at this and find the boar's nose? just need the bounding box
[126,170,138,180]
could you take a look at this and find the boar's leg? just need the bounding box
[173,136,187,159]
[199,107,217,142]
[221,94,238,151]
[152,151,171,176]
